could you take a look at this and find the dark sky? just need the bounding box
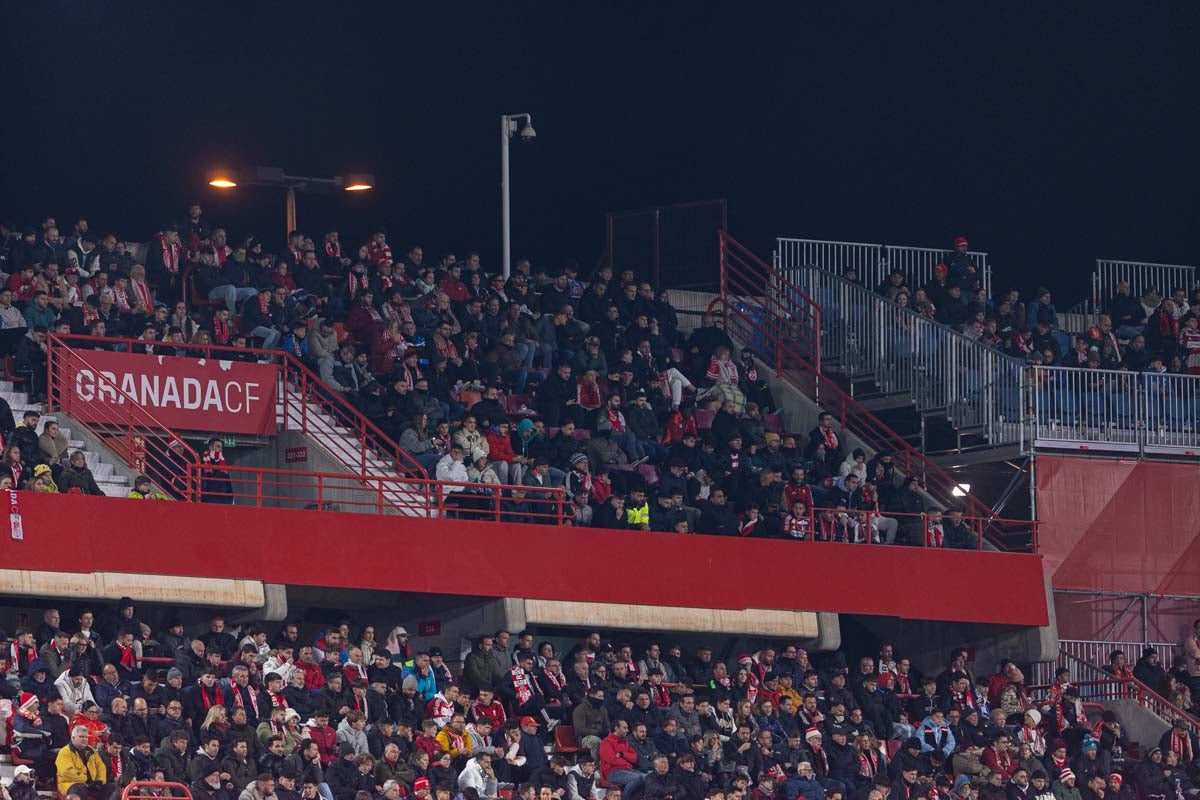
[2,2,1195,301]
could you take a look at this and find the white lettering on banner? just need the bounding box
[73,368,262,416]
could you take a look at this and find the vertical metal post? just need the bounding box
[1142,594,1149,646]
[500,115,511,278]
[652,208,661,288]
[606,213,614,272]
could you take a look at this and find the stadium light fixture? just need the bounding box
[206,166,373,235]
[951,483,972,497]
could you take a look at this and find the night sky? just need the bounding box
[2,2,1195,301]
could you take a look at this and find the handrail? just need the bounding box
[46,335,202,498]
[186,463,566,524]
[49,333,428,479]
[790,505,1036,552]
[715,235,1008,538]
[716,294,998,520]
[1033,651,1199,731]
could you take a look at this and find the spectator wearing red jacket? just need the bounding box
[599,719,643,795]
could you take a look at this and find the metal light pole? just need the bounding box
[500,113,535,279]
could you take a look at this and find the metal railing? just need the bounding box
[1023,365,1200,457]
[48,333,429,479]
[1091,259,1197,321]
[46,336,201,499]
[775,266,1024,444]
[794,506,1037,552]
[715,234,1026,545]
[189,464,567,524]
[1058,639,1178,675]
[1029,651,1198,731]
[774,237,991,298]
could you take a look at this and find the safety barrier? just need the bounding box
[776,266,1024,444]
[1029,651,1197,732]
[47,333,428,479]
[189,464,566,524]
[1023,365,1200,457]
[1090,259,1197,321]
[790,506,1036,552]
[1057,639,1178,675]
[715,233,1025,548]
[46,336,201,499]
[774,237,991,298]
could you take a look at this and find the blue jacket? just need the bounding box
[784,774,824,800]
[917,716,956,756]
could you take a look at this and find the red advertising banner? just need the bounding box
[59,350,279,436]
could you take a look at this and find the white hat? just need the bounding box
[1026,709,1041,726]
[14,766,35,777]
[393,627,409,637]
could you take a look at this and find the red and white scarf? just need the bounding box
[213,316,230,345]
[821,427,838,450]
[325,241,341,260]
[116,642,136,669]
[132,280,153,311]
[510,666,534,706]
[1168,729,1194,763]
[606,409,624,433]
[157,234,181,274]
[114,287,131,313]
[348,272,369,300]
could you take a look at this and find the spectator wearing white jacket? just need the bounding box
[458,753,499,800]
[54,665,96,716]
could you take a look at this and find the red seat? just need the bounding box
[4,356,27,386]
[670,348,685,364]
[499,791,514,800]
[764,413,784,433]
[573,428,592,441]
[505,394,534,415]
[695,408,715,429]
[887,739,902,759]
[553,724,585,755]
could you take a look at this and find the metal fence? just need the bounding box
[1023,365,1200,457]
[607,199,727,290]
[775,237,991,298]
[1091,259,1197,318]
[772,265,1023,445]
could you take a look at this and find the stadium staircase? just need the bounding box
[767,249,1026,460]
[1,377,131,497]
[712,232,1033,551]
[1030,649,1198,752]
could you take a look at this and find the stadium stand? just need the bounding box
[0,603,1196,800]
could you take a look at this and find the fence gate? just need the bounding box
[607,199,727,290]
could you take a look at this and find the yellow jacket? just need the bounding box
[56,744,108,797]
[435,726,468,758]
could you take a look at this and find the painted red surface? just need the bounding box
[1037,455,1200,597]
[58,349,279,436]
[0,492,1048,626]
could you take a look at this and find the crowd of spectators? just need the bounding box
[3,603,1199,800]
[864,237,1200,377]
[0,210,984,543]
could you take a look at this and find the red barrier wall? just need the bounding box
[0,493,1048,626]
[1036,455,1200,597]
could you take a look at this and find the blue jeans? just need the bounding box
[251,325,281,349]
[606,769,644,800]
[208,284,258,314]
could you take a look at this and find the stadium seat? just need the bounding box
[764,413,783,433]
[553,724,584,756]
[696,408,715,429]
[637,464,660,487]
